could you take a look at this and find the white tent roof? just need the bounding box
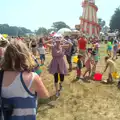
[53,33,62,37]
[57,28,72,35]
[107,33,116,37]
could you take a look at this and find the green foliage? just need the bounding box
[98,18,106,28]
[36,27,48,36]
[0,24,32,36]
[52,21,70,31]
[47,28,56,33]
[35,21,70,35]
[110,7,120,31]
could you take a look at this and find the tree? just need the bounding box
[98,18,106,28]
[52,21,70,31]
[102,26,110,33]
[47,28,56,34]
[36,27,48,36]
[0,24,32,36]
[110,7,120,31]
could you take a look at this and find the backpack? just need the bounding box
[0,71,14,120]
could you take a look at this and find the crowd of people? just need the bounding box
[0,33,120,120]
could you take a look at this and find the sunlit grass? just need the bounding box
[37,44,120,120]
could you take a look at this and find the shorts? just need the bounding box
[66,55,72,64]
[40,54,45,61]
[79,50,86,57]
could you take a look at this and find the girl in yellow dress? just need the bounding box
[103,56,117,83]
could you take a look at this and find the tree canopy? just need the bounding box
[110,7,120,31]
[52,21,70,31]
[35,21,70,35]
[0,21,70,36]
[98,18,106,29]
[36,27,48,36]
[0,24,32,36]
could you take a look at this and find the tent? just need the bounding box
[57,28,72,36]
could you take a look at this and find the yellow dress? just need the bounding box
[107,59,117,73]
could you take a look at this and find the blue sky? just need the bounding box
[0,0,119,31]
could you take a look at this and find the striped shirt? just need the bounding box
[2,72,37,120]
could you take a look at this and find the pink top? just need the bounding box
[85,57,94,69]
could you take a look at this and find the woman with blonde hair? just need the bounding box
[1,40,49,120]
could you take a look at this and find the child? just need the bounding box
[37,43,46,65]
[103,56,117,84]
[107,42,112,57]
[91,44,100,76]
[112,40,118,60]
[76,55,83,80]
[83,53,94,78]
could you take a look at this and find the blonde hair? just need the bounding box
[1,39,35,71]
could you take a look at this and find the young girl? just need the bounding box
[37,43,46,65]
[103,56,117,83]
[76,55,83,80]
[83,53,94,78]
[91,43,100,76]
[112,40,118,60]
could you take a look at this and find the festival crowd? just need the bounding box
[0,33,120,120]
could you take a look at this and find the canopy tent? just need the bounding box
[57,28,72,36]
[53,33,63,37]
[107,33,116,37]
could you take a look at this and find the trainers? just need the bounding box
[56,91,60,97]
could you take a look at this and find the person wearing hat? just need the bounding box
[47,37,72,97]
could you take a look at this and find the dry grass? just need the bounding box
[37,44,120,120]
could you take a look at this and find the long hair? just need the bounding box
[1,39,35,71]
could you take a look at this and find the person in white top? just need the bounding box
[37,43,46,65]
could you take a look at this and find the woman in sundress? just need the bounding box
[47,37,72,97]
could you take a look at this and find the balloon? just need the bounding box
[73,56,78,63]
[108,42,111,45]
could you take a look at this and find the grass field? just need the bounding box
[37,44,120,120]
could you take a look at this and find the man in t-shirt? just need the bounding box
[78,34,87,66]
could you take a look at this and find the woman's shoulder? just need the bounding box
[22,72,40,83]
[23,71,38,77]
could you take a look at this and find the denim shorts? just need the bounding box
[40,54,45,60]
